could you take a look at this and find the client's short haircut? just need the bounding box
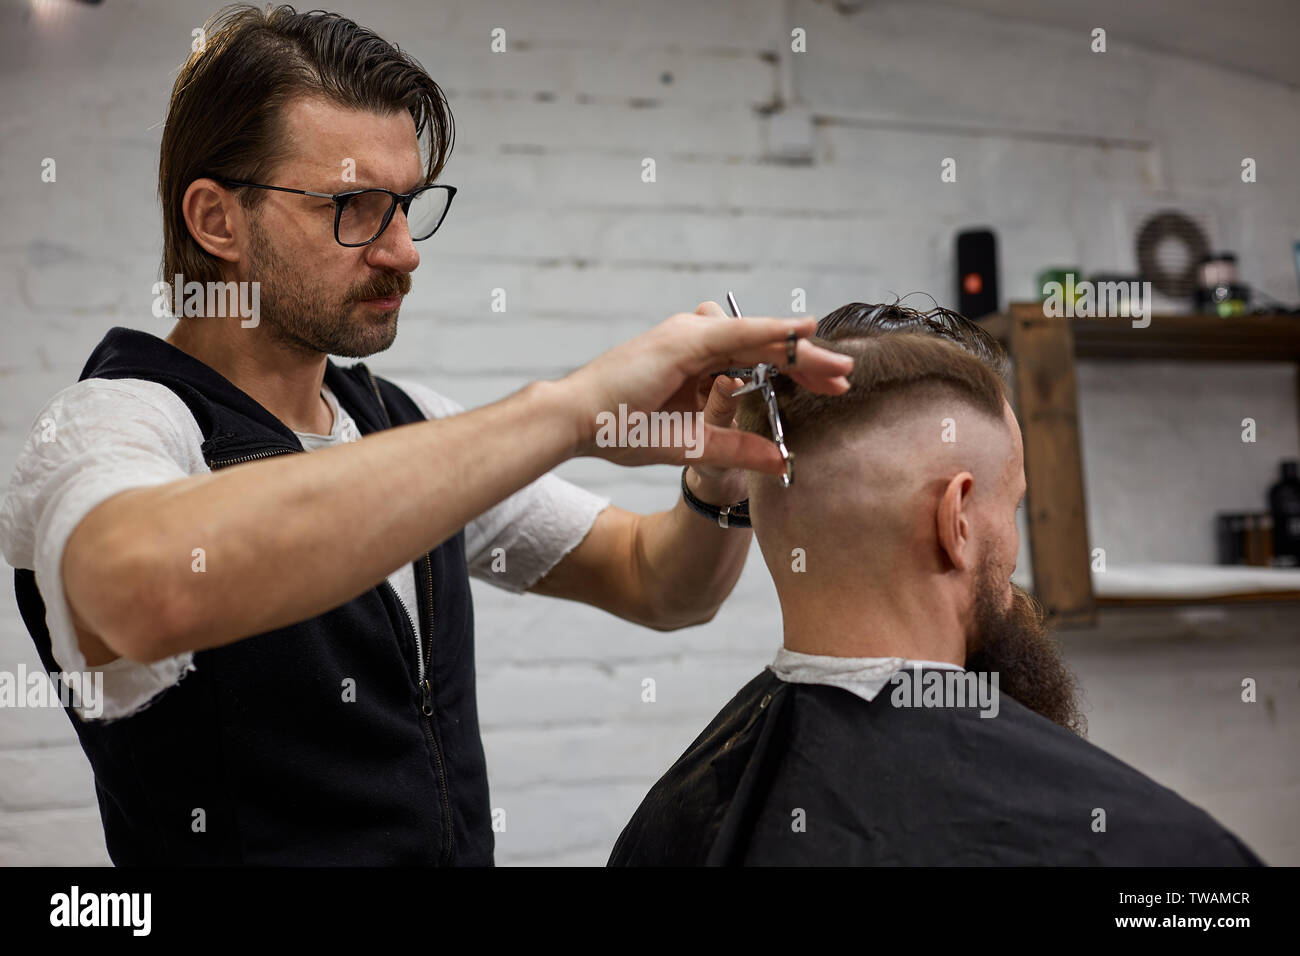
[736,302,1010,454]
[818,302,1010,382]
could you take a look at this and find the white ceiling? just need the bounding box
[924,0,1300,88]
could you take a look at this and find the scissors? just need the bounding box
[722,292,795,488]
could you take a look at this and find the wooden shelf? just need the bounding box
[979,312,1300,362]
[977,303,1300,627]
[1097,592,1300,608]
[1092,563,1300,608]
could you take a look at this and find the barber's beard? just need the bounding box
[246,217,410,359]
[965,558,1087,736]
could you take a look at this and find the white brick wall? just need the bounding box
[1,0,1296,865]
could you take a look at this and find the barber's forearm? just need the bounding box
[630,469,751,630]
[64,378,582,663]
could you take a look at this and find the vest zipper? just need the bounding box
[210,448,296,468]
[389,585,424,684]
[364,366,455,865]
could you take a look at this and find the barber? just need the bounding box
[0,5,854,865]
[6,293,851,868]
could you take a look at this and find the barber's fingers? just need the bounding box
[690,303,737,409]
[689,305,849,392]
[780,340,854,395]
[684,424,788,475]
[701,374,744,426]
[693,316,852,395]
[694,300,729,319]
[589,412,787,475]
[695,314,816,360]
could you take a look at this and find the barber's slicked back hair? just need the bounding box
[817,301,1010,383]
[159,4,455,286]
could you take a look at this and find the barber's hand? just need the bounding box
[685,302,755,505]
[561,303,852,476]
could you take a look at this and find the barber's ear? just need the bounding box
[936,471,975,571]
[182,177,243,266]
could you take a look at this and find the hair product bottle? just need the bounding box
[1269,460,1300,566]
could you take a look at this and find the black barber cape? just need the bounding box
[608,667,1263,866]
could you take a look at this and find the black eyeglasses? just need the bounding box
[220,179,457,247]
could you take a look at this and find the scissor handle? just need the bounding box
[723,291,794,487]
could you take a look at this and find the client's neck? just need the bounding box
[776,577,967,666]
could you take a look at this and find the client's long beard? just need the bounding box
[965,566,1087,736]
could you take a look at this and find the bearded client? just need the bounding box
[608,304,1262,867]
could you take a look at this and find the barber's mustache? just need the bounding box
[350,272,412,302]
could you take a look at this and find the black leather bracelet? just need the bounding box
[680,466,751,529]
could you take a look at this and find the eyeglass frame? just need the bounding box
[218,178,457,247]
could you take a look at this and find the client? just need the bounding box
[608,303,1262,866]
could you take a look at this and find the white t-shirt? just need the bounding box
[0,373,611,721]
[294,382,420,624]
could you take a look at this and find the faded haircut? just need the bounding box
[736,318,1010,453]
[818,301,1010,383]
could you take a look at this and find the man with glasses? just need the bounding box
[0,6,851,865]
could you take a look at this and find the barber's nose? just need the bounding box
[367,206,420,273]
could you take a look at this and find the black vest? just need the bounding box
[13,327,492,865]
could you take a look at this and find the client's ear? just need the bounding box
[936,471,975,571]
